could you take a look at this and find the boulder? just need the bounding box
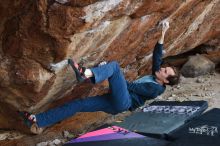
[181,55,215,77]
[0,0,219,133]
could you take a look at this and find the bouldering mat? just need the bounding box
[113,100,208,135]
[64,126,169,146]
[167,108,220,146]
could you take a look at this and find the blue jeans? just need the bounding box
[36,61,132,127]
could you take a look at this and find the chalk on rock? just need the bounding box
[50,59,68,73]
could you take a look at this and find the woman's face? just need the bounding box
[155,67,175,84]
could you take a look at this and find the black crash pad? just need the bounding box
[168,108,220,146]
[113,100,208,135]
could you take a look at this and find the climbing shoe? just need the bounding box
[68,59,87,83]
[19,111,37,128]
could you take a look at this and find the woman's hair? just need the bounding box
[166,66,180,86]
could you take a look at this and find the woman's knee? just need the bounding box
[109,61,120,71]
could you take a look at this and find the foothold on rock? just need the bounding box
[181,55,215,77]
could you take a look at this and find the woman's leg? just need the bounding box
[35,61,131,127]
[36,94,116,127]
[90,61,131,113]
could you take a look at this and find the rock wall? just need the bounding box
[0,0,219,131]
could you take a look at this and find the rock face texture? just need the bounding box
[0,0,219,132]
[181,55,215,77]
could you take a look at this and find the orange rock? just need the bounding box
[0,0,219,133]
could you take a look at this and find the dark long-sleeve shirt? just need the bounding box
[127,43,166,109]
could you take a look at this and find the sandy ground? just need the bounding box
[158,71,220,110]
[0,71,220,145]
